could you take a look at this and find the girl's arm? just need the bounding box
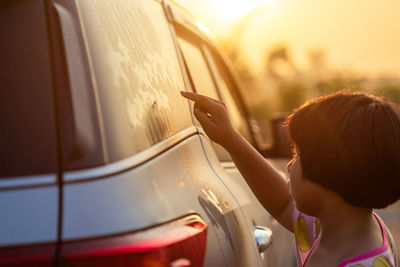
[181,91,295,231]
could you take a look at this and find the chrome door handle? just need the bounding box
[254,226,273,253]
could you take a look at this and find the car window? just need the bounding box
[177,34,238,161]
[76,0,192,163]
[177,36,220,100]
[202,46,253,144]
[0,1,58,178]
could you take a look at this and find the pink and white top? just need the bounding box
[293,208,398,267]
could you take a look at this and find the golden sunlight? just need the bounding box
[184,0,400,77]
[195,21,212,35]
[212,0,276,21]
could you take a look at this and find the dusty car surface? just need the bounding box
[0,0,294,266]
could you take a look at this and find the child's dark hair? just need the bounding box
[286,91,400,209]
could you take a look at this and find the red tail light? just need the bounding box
[0,243,55,266]
[60,214,207,267]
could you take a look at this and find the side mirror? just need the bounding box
[250,113,292,158]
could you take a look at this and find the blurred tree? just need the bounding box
[265,44,296,80]
[277,82,307,112]
[315,77,363,96]
[218,26,400,144]
[375,85,400,105]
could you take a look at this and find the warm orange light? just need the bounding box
[179,181,185,188]
[185,0,400,76]
[212,0,275,21]
[195,21,212,35]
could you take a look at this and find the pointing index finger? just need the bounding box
[181,91,221,115]
[181,91,207,103]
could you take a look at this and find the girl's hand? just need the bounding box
[181,91,237,147]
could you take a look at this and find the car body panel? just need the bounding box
[0,185,58,246]
[200,132,296,266]
[62,132,256,266]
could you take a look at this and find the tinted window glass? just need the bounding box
[202,46,253,143]
[77,0,192,162]
[0,1,58,178]
[177,35,236,161]
[177,37,220,100]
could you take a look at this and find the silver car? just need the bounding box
[0,0,294,266]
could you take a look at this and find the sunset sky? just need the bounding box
[179,0,400,76]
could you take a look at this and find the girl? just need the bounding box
[181,90,400,267]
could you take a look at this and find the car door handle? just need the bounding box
[254,226,273,253]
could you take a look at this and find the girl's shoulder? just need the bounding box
[292,208,398,267]
[338,213,398,267]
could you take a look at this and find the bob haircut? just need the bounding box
[286,92,400,209]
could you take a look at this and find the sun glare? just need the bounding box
[195,20,212,35]
[214,0,275,21]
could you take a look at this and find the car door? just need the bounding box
[168,3,296,266]
[200,45,296,267]
[167,8,275,267]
